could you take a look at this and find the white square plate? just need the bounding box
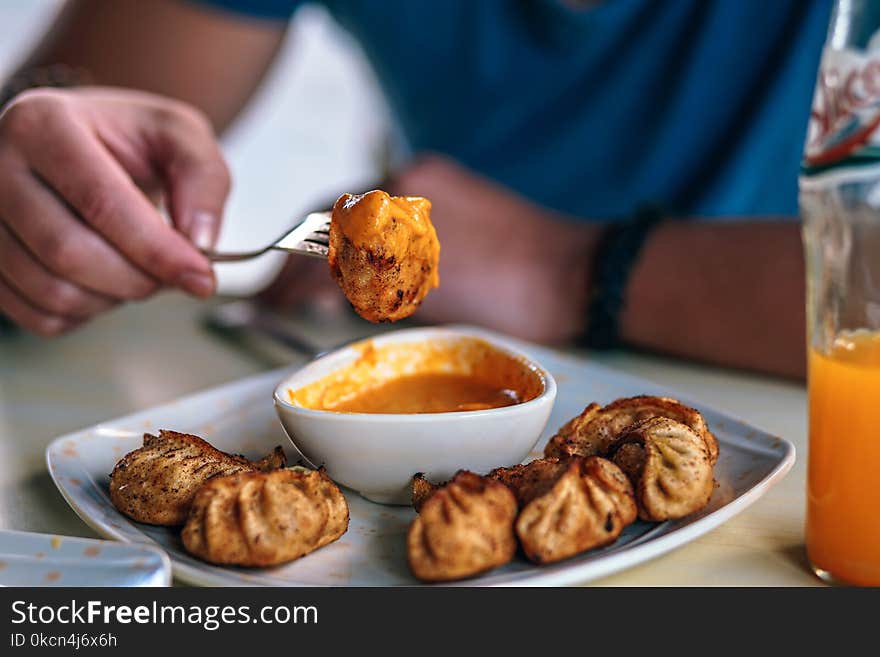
[46,330,794,586]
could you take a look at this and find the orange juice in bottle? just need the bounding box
[800,0,880,585]
[807,331,880,586]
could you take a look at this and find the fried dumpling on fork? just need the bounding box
[489,457,637,564]
[329,190,440,323]
[407,471,517,582]
[109,430,286,526]
[544,396,719,465]
[181,468,349,567]
[611,417,715,521]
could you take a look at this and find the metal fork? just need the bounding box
[203,211,331,262]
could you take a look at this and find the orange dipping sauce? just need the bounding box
[807,331,880,586]
[288,337,544,415]
[327,373,520,414]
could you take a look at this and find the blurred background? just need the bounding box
[0,0,391,295]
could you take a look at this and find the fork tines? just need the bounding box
[284,212,331,258]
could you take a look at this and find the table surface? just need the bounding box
[0,293,820,586]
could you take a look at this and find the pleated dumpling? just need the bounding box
[545,396,718,465]
[181,468,349,567]
[491,457,637,564]
[407,471,517,582]
[612,417,715,521]
[109,430,287,526]
[542,403,603,460]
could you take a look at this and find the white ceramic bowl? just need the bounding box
[273,326,557,505]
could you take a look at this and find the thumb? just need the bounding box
[152,109,231,251]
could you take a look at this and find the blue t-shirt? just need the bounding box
[196,0,832,219]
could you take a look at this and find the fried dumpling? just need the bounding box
[181,468,349,567]
[545,396,718,465]
[611,417,715,521]
[329,190,440,322]
[487,457,570,507]
[109,430,286,526]
[541,403,603,460]
[490,457,637,564]
[407,471,517,582]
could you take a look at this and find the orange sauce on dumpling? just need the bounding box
[328,190,440,322]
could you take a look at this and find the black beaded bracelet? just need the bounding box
[583,204,665,350]
[0,64,90,112]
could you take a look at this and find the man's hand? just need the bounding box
[0,87,230,336]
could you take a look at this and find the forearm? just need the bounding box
[11,0,286,132]
[620,220,805,379]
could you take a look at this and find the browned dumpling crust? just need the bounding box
[490,457,637,564]
[410,473,440,513]
[109,430,286,526]
[407,471,517,582]
[545,396,719,465]
[542,403,603,460]
[181,468,349,567]
[612,417,715,521]
[487,458,570,507]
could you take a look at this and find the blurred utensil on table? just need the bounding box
[202,300,416,365]
[203,300,325,358]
